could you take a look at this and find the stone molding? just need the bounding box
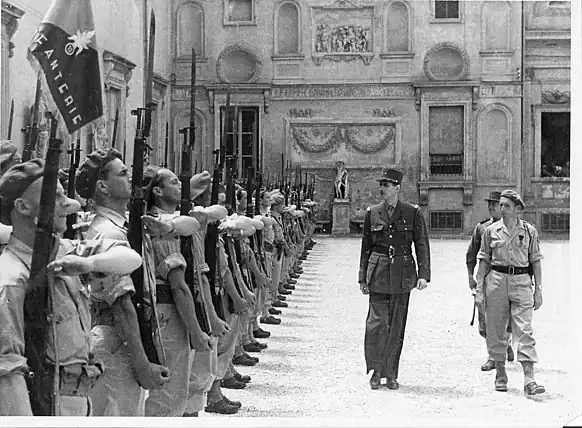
[223,0,256,26]
[417,181,475,206]
[216,44,263,84]
[479,84,522,98]
[2,1,24,58]
[273,0,303,57]
[541,89,570,104]
[102,50,136,94]
[271,85,414,100]
[423,42,470,81]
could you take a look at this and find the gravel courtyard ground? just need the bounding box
[208,236,579,426]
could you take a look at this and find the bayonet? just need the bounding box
[22,77,42,162]
[7,99,14,140]
[111,108,119,149]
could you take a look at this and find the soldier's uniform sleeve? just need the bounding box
[527,225,543,264]
[477,226,493,263]
[84,224,135,306]
[466,224,483,273]
[413,206,431,282]
[0,266,28,377]
[358,208,372,283]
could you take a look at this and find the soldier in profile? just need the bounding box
[358,168,431,390]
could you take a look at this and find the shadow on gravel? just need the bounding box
[506,388,565,402]
[244,361,296,374]
[267,335,303,343]
[398,384,475,399]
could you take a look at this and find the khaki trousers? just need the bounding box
[484,271,538,363]
[89,326,146,416]
[144,304,192,417]
[216,293,240,380]
[186,337,218,414]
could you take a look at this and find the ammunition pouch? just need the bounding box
[42,362,101,397]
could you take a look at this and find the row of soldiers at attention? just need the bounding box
[0,140,318,416]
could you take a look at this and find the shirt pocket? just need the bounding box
[490,238,506,262]
[367,253,391,286]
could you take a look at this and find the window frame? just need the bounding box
[223,0,256,26]
[430,0,463,24]
[429,210,464,231]
[422,101,471,180]
[541,212,569,233]
[383,0,413,54]
[220,106,260,174]
[533,104,570,180]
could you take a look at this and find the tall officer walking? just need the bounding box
[358,168,431,390]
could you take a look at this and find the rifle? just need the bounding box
[24,116,61,415]
[163,121,169,168]
[64,133,81,239]
[7,99,14,140]
[470,298,477,326]
[128,11,165,366]
[21,77,42,162]
[111,108,119,149]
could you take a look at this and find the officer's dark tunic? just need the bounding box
[359,199,431,379]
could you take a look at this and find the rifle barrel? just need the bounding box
[7,99,14,140]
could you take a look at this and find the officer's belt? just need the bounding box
[42,362,101,397]
[371,246,412,257]
[491,265,529,275]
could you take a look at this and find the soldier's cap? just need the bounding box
[283,204,297,214]
[484,191,502,202]
[500,189,526,209]
[302,207,311,213]
[252,187,268,199]
[269,190,285,206]
[76,148,123,200]
[0,141,21,177]
[376,167,403,185]
[190,171,212,200]
[0,159,45,225]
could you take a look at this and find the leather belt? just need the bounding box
[156,284,175,304]
[491,265,530,275]
[371,246,412,257]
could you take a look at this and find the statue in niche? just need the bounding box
[334,160,349,200]
[315,23,371,53]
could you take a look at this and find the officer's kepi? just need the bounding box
[376,168,403,185]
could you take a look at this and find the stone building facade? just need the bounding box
[1,0,571,237]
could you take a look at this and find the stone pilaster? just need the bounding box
[1,1,24,139]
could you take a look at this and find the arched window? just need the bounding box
[177,2,204,58]
[276,2,300,55]
[385,1,410,52]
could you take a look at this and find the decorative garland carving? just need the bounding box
[345,126,394,154]
[291,125,342,153]
[541,90,570,104]
[290,124,395,154]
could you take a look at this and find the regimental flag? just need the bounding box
[27,0,103,135]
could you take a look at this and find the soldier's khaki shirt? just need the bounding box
[85,206,135,306]
[0,235,128,376]
[477,218,543,267]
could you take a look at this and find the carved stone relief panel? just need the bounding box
[311,0,375,66]
[477,105,512,183]
[216,44,263,83]
[286,117,401,167]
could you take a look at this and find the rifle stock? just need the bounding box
[24,117,61,416]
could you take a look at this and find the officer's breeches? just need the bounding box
[186,337,218,414]
[216,293,240,380]
[89,326,146,416]
[484,271,537,363]
[364,292,410,380]
[144,304,191,417]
